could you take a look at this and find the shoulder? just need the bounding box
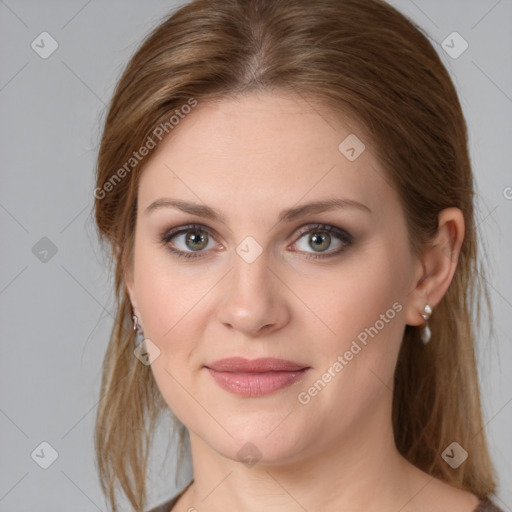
[474,497,506,512]
[400,464,496,512]
[146,481,194,512]
[145,495,179,512]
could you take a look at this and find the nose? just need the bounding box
[215,246,290,336]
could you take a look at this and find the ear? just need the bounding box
[124,262,139,315]
[405,207,465,326]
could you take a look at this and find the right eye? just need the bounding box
[160,224,220,259]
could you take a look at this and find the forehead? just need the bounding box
[138,92,397,221]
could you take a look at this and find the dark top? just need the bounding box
[146,481,504,512]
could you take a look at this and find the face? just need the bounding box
[126,91,421,466]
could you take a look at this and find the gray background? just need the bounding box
[0,0,510,510]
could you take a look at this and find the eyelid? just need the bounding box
[159,223,223,246]
[160,222,351,240]
[159,222,353,259]
[293,222,353,242]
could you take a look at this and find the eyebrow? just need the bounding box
[145,198,371,223]
[144,197,371,222]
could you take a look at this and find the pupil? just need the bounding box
[187,231,207,251]
[311,232,329,251]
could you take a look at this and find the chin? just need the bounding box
[201,421,312,467]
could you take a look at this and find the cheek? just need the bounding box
[132,243,207,416]
[304,240,410,350]
[133,236,207,339]
[288,254,409,444]
[298,239,411,413]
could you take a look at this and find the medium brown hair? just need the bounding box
[93,0,497,510]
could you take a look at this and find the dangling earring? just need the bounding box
[132,309,145,347]
[420,304,432,344]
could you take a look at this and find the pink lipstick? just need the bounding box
[205,357,310,397]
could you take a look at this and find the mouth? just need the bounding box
[204,357,311,397]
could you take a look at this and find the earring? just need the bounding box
[420,304,432,344]
[132,310,145,347]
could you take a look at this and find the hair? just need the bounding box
[93,0,497,510]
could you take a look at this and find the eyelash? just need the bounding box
[159,223,353,260]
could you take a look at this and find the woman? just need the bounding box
[93,0,504,511]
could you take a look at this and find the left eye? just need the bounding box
[291,224,353,259]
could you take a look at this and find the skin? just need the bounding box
[126,91,478,511]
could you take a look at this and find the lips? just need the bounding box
[205,357,310,397]
[206,357,308,372]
